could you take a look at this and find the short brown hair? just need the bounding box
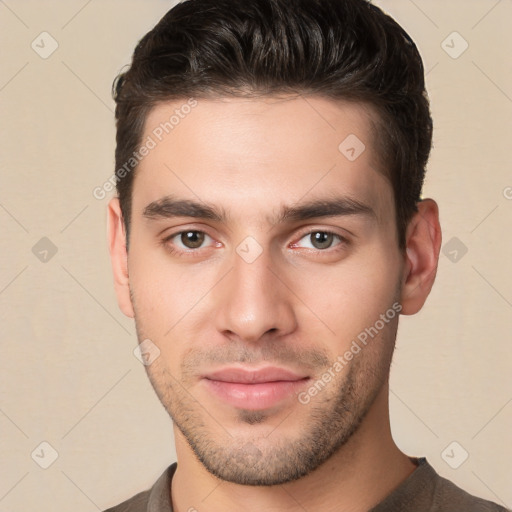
[112,0,432,250]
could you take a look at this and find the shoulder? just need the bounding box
[432,472,510,512]
[101,463,177,512]
[102,489,150,512]
[371,458,509,512]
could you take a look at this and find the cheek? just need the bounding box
[128,245,222,353]
[290,243,401,343]
[129,242,201,305]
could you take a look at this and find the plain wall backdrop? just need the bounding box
[0,1,511,510]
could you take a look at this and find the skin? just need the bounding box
[108,95,442,512]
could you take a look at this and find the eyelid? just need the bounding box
[162,229,219,250]
[290,227,350,248]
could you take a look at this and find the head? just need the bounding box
[108,0,441,486]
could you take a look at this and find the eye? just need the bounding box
[294,230,346,250]
[164,230,215,251]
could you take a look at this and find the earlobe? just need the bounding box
[400,199,442,315]
[107,198,135,318]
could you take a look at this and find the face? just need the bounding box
[116,96,408,485]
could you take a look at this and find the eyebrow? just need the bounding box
[142,194,377,225]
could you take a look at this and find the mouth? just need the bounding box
[201,366,311,410]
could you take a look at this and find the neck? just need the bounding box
[170,383,417,512]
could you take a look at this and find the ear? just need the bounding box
[107,197,134,318]
[399,199,442,315]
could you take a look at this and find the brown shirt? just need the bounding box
[103,457,510,512]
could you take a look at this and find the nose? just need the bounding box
[212,247,297,344]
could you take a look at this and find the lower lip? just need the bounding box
[203,378,310,410]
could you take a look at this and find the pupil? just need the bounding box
[182,231,204,248]
[312,232,332,249]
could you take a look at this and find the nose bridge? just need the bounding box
[213,244,296,342]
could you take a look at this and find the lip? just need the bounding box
[204,366,308,384]
[201,366,310,410]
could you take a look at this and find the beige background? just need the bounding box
[0,0,511,510]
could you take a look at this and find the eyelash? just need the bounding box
[161,229,349,257]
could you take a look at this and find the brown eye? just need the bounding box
[180,231,205,249]
[161,230,218,257]
[293,229,350,254]
[292,230,347,252]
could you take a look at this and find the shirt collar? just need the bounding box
[145,458,433,511]
[147,462,177,512]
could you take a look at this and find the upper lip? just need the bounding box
[203,366,309,384]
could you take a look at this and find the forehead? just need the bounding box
[133,95,393,227]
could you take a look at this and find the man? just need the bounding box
[104,0,509,510]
